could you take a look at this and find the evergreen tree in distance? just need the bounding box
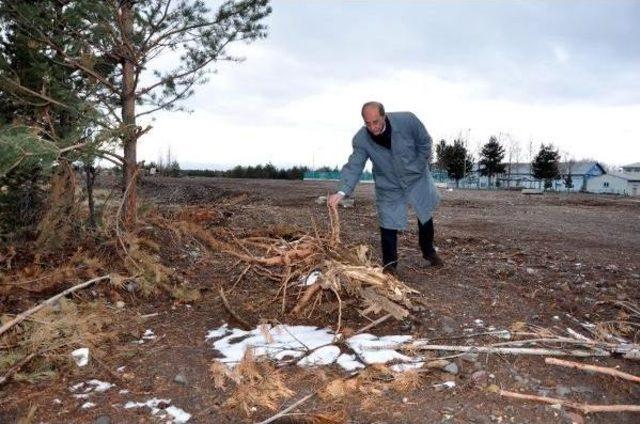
[532,144,560,190]
[478,136,506,187]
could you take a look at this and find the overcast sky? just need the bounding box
[138,0,640,170]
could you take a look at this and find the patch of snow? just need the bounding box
[205,323,231,340]
[73,394,90,399]
[345,334,415,365]
[209,324,335,367]
[297,345,341,367]
[336,354,366,372]
[81,402,95,409]
[125,398,190,423]
[142,329,157,340]
[390,362,424,372]
[166,405,192,423]
[70,382,86,392]
[86,379,115,392]
[71,348,89,367]
[433,381,456,389]
[117,366,126,372]
[474,319,484,327]
[119,389,130,395]
[206,324,423,373]
[301,270,322,286]
[53,398,62,405]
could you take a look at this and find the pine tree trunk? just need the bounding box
[84,164,96,229]
[120,0,137,228]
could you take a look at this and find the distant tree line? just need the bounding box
[179,163,309,180]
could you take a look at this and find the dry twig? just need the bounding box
[254,392,316,424]
[500,389,640,413]
[545,357,640,383]
[0,275,110,338]
[219,288,252,330]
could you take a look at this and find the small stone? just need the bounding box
[460,352,479,363]
[564,412,584,424]
[442,362,459,375]
[471,370,489,388]
[341,197,355,208]
[440,316,457,334]
[94,416,111,424]
[124,280,140,293]
[571,385,595,395]
[115,301,126,309]
[174,373,188,385]
[51,301,62,312]
[315,195,327,205]
[555,385,572,397]
[514,375,528,387]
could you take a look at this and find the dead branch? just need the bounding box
[499,389,640,413]
[545,357,640,383]
[0,275,111,338]
[254,392,316,424]
[356,314,393,334]
[411,344,611,358]
[229,264,252,293]
[0,352,38,386]
[290,284,321,316]
[219,288,252,331]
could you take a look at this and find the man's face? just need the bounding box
[362,106,386,136]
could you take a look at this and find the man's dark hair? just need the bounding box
[361,101,385,117]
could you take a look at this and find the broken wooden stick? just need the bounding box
[255,392,316,424]
[219,288,252,330]
[290,284,321,316]
[356,314,393,334]
[411,344,610,358]
[545,357,640,383]
[500,389,640,413]
[0,275,111,338]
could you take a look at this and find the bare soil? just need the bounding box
[2,176,640,423]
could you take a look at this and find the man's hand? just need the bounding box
[327,192,345,208]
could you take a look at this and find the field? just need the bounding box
[2,176,640,423]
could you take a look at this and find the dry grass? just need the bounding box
[0,298,115,384]
[210,349,295,416]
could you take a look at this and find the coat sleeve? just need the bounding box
[338,136,369,196]
[411,113,433,167]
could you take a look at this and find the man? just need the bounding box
[328,101,443,273]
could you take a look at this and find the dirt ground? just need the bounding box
[2,176,640,423]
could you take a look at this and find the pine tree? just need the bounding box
[531,144,560,190]
[439,139,473,188]
[1,0,272,227]
[478,136,506,187]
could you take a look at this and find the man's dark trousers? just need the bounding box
[380,219,435,270]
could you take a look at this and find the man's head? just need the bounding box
[361,101,386,136]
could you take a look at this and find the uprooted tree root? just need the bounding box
[175,205,425,331]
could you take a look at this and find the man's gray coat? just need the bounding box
[338,111,440,230]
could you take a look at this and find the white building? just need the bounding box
[466,161,606,191]
[622,162,640,174]
[585,173,631,195]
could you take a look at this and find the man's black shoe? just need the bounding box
[423,252,444,267]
